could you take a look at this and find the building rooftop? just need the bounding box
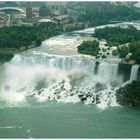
[38,19,52,23]
[0,7,25,14]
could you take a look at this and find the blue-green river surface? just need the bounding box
[1,22,140,138]
[0,101,140,138]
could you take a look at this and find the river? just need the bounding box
[0,22,140,138]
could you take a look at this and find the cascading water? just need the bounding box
[97,62,119,83]
[11,54,97,74]
[1,23,140,109]
[0,53,123,109]
[130,65,139,81]
[1,22,140,138]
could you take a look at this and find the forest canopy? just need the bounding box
[0,24,62,49]
[77,40,100,56]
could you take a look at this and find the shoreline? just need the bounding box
[0,44,37,63]
[1,20,140,65]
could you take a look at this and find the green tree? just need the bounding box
[118,46,129,58]
[77,40,100,56]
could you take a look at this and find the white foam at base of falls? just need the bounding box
[0,53,139,109]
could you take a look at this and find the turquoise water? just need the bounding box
[0,22,140,138]
[0,101,140,138]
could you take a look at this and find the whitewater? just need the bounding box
[0,22,140,138]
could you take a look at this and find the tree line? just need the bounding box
[77,40,100,56]
[93,25,140,63]
[0,23,62,50]
[76,2,140,26]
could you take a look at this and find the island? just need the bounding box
[77,40,100,56]
[93,25,140,64]
[77,25,140,107]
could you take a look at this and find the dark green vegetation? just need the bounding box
[0,23,63,62]
[129,41,140,64]
[77,40,100,56]
[93,26,140,63]
[116,81,140,106]
[94,26,140,46]
[118,46,129,58]
[0,22,85,55]
[1,2,140,62]
[0,24,61,50]
[0,54,14,63]
[75,2,140,26]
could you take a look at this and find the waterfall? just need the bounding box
[0,53,123,107]
[98,62,119,83]
[130,65,139,81]
[11,54,120,79]
[11,54,97,75]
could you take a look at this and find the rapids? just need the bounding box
[0,21,140,109]
[0,22,140,138]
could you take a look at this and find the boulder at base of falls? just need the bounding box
[116,81,140,106]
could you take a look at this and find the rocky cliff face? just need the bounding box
[116,81,140,106]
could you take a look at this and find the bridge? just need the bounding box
[0,7,25,14]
